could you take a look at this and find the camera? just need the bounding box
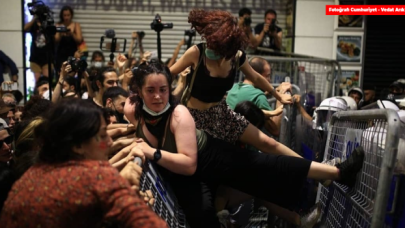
[137,31,145,39]
[269,20,277,32]
[56,26,70,33]
[27,1,55,34]
[184,29,196,36]
[150,14,173,32]
[67,56,88,73]
[244,17,252,26]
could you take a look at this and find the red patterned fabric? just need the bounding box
[0,160,167,228]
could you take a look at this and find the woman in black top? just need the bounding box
[54,6,83,75]
[170,9,298,159]
[125,61,365,228]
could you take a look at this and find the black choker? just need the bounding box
[142,110,170,140]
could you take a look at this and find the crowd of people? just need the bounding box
[0,5,403,228]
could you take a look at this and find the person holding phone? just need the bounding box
[54,6,83,75]
[254,9,283,51]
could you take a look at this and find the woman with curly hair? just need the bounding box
[169,9,297,158]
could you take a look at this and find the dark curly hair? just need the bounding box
[35,99,108,163]
[188,9,248,60]
[129,60,177,121]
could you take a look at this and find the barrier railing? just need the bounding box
[316,109,401,228]
[139,160,189,228]
[242,49,342,151]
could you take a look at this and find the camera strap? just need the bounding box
[180,44,205,105]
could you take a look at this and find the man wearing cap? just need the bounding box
[348,87,364,108]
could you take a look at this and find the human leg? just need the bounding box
[240,123,302,158]
[169,175,221,228]
[30,62,42,82]
[41,64,50,77]
[198,136,365,210]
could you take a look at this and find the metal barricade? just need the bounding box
[139,160,189,228]
[316,109,401,228]
[244,50,342,151]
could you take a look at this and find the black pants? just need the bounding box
[196,134,312,210]
[159,170,220,228]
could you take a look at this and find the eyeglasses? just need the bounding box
[0,135,13,145]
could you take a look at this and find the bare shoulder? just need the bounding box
[171,105,193,126]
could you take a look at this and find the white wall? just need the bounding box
[0,0,24,94]
[295,0,335,59]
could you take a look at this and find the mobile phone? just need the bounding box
[100,36,127,53]
[2,82,18,91]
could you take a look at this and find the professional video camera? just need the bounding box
[27,1,55,34]
[244,17,252,26]
[67,56,88,73]
[150,14,173,32]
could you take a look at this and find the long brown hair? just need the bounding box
[188,9,248,60]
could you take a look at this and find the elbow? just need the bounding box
[183,162,197,176]
[185,164,197,176]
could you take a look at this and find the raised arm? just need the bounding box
[166,38,186,68]
[24,17,36,32]
[239,58,292,104]
[170,45,199,99]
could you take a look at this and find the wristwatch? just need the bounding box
[153,149,162,162]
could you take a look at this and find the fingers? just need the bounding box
[139,189,155,206]
[128,147,146,164]
[131,185,139,192]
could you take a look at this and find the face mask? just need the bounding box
[142,102,171,116]
[205,48,222,60]
[92,61,103,68]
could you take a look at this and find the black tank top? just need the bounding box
[188,43,246,103]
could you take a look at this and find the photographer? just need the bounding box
[254,9,283,51]
[24,15,52,81]
[54,6,83,75]
[238,8,259,49]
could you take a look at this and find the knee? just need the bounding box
[259,134,278,148]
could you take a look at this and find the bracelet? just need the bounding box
[58,80,64,86]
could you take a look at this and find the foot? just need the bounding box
[336,146,365,188]
[320,157,341,187]
[300,202,321,228]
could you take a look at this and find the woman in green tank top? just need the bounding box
[124,61,365,228]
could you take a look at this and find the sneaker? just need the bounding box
[320,157,341,187]
[300,203,321,228]
[217,209,230,228]
[336,146,365,188]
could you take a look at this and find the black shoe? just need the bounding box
[336,146,365,188]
